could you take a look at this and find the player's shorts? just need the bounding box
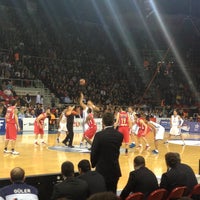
[84,126,97,139]
[118,126,129,143]
[155,126,165,140]
[170,126,181,136]
[131,124,139,135]
[6,123,17,140]
[137,129,146,137]
[34,121,44,135]
[58,122,67,133]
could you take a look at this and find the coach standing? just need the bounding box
[90,112,123,194]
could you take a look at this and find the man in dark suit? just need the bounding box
[90,112,123,194]
[78,159,107,196]
[160,152,197,193]
[51,161,88,200]
[120,156,158,200]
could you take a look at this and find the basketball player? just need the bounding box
[4,99,20,155]
[164,109,185,145]
[56,108,68,143]
[135,113,150,150]
[115,106,131,154]
[79,92,99,147]
[34,107,51,145]
[145,115,165,154]
[80,108,97,148]
[128,106,138,148]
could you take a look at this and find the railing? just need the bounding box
[0,77,44,89]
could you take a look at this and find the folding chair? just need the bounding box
[188,184,200,200]
[125,192,144,200]
[167,186,187,200]
[147,188,168,200]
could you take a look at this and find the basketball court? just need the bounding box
[1,131,200,191]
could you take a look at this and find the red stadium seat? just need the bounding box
[166,186,187,200]
[125,192,144,200]
[147,188,168,200]
[188,184,200,198]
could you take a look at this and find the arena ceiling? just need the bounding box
[1,0,200,20]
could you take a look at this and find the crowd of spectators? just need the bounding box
[0,4,199,119]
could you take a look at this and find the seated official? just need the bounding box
[87,191,119,200]
[51,161,89,200]
[120,156,158,200]
[160,152,197,193]
[0,167,38,200]
[78,159,107,196]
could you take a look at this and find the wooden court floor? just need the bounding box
[1,132,200,190]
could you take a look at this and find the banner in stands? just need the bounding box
[158,118,171,131]
[181,121,200,134]
[0,118,5,134]
[0,117,199,135]
[157,118,200,134]
[22,118,49,132]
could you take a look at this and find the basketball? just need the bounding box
[79,79,86,85]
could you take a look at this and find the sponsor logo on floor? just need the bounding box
[48,145,91,153]
[168,139,200,146]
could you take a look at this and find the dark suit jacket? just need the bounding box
[120,166,159,200]
[78,170,107,196]
[51,177,88,200]
[160,163,198,193]
[90,127,123,180]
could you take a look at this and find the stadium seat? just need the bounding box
[125,192,144,200]
[188,184,200,199]
[166,186,187,200]
[147,188,168,200]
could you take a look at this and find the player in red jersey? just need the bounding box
[115,106,131,154]
[80,107,97,149]
[34,107,51,145]
[4,99,20,155]
[135,113,150,150]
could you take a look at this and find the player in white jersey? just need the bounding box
[164,109,185,145]
[56,108,68,143]
[79,92,99,147]
[145,115,165,154]
[128,106,138,148]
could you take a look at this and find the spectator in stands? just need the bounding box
[40,95,44,105]
[78,159,106,196]
[0,167,39,200]
[30,109,36,118]
[35,92,41,104]
[160,152,197,193]
[35,103,43,117]
[50,93,56,108]
[0,98,7,117]
[90,112,123,194]
[120,156,158,200]
[25,93,31,106]
[51,161,88,200]
[87,192,119,200]
[24,109,32,118]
